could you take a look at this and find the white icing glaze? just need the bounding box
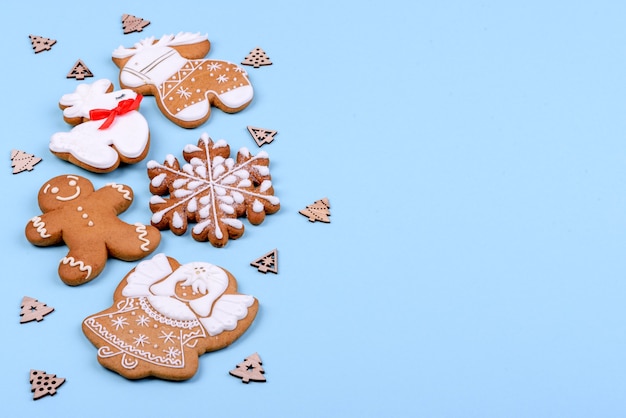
[134,223,151,251]
[221,218,243,229]
[252,199,264,213]
[260,180,272,192]
[30,216,51,238]
[106,183,132,200]
[61,256,92,279]
[122,255,239,326]
[51,79,149,170]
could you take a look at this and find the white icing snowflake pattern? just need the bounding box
[146,133,280,247]
[207,62,222,71]
[176,86,192,99]
[164,347,182,359]
[133,334,150,347]
[216,74,228,84]
[159,331,177,344]
[111,316,128,330]
[136,315,150,327]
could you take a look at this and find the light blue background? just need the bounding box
[2,1,626,416]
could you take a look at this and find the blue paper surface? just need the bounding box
[3,1,626,416]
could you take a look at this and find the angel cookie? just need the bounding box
[82,253,258,380]
[49,79,149,173]
[25,175,161,286]
[112,32,253,128]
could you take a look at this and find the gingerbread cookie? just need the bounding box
[112,32,253,128]
[147,133,280,247]
[25,175,161,286]
[82,253,258,380]
[50,79,150,173]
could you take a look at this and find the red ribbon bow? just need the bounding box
[89,94,143,130]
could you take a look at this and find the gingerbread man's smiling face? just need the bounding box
[38,175,95,212]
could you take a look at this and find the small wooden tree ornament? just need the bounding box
[250,249,278,274]
[67,59,93,80]
[229,353,266,383]
[20,296,54,323]
[29,35,56,53]
[247,126,277,147]
[122,13,150,34]
[11,149,42,174]
[30,369,65,400]
[241,47,272,68]
[299,197,331,223]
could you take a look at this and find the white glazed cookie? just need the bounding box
[82,253,258,380]
[112,32,253,128]
[50,79,150,173]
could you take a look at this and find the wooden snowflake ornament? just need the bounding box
[250,248,278,274]
[29,35,56,53]
[299,198,331,223]
[147,133,280,247]
[229,353,266,383]
[67,59,93,80]
[30,369,65,400]
[11,149,41,174]
[20,296,54,323]
[242,47,272,68]
[247,126,277,147]
[122,13,150,34]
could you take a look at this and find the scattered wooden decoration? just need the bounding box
[67,59,93,80]
[29,35,56,53]
[20,296,54,324]
[122,13,150,34]
[299,197,331,223]
[11,149,42,174]
[247,126,277,147]
[229,353,266,383]
[30,369,65,400]
[241,47,272,68]
[251,249,278,274]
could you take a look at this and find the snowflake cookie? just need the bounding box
[147,133,280,247]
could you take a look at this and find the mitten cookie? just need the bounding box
[25,175,161,286]
[112,32,253,128]
[50,79,150,173]
[82,253,258,380]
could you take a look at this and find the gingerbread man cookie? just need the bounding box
[25,175,161,286]
[112,32,253,128]
[82,253,258,380]
[50,79,150,173]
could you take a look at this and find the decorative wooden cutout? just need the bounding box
[247,126,277,147]
[251,248,278,274]
[29,35,56,53]
[299,197,331,223]
[241,47,272,68]
[122,13,150,34]
[11,149,42,174]
[229,353,266,383]
[67,59,93,80]
[30,369,65,400]
[20,296,54,323]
